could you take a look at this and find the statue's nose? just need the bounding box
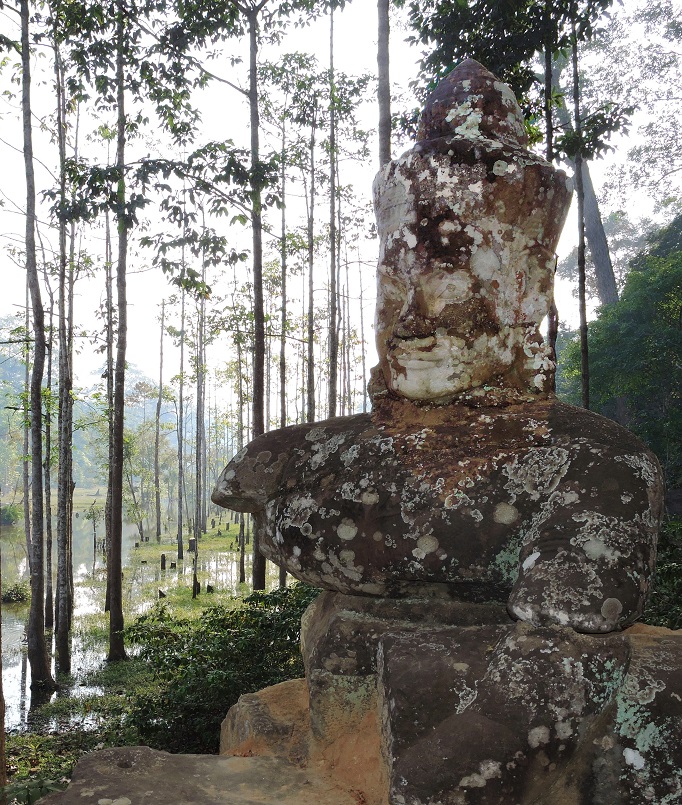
[394,292,433,339]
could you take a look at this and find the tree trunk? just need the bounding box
[306,111,317,424]
[359,253,367,413]
[327,5,338,419]
[377,0,391,166]
[236,334,246,585]
[552,60,618,307]
[194,274,205,544]
[154,300,164,541]
[108,2,128,662]
[279,115,288,590]
[21,0,54,691]
[55,29,73,671]
[246,7,266,590]
[104,209,113,614]
[544,12,559,365]
[572,22,589,410]
[23,282,30,572]
[581,164,618,305]
[124,461,144,541]
[177,282,185,560]
[279,120,288,432]
[42,267,54,632]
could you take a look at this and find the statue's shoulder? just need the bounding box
[211,413,374,512]
[547,400,656,455]
[546,399,664,494]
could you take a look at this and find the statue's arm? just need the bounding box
[506,447,664,633]
[211,434,291,514]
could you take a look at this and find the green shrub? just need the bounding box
[125,583,320,754]
[642,515,682,630]
[2,580,30,603]
[1,503,21,525]
[0,777,64,805]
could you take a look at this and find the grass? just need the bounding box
[0,515,268,802]
[4,656,156,803]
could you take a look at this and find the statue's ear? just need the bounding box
[368,363,390,404]
[514,327,556,396]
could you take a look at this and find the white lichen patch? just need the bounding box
[340,444,360,467]
[624,748,646,770]
[309,432,347,470]
[337,520,358,541]
[528,725,550,748]
[459,759,502,789]
[454,682,478,714]
[493,502,519,525]
[502,448,570,502]
[522,551,541,572]
[417,535,439,554]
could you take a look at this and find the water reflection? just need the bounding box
[2,511,279,730]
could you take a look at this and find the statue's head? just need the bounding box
[372,60,573,404]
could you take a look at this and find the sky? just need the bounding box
[0,0,657,400]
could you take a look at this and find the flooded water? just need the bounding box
[1,506,277,731]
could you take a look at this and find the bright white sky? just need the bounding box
[0,0,657,400]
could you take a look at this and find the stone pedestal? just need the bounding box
[219,602,682,805]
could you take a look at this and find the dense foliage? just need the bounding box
[558,214,682,488]
[125,583,320,753]
[643,516,682,630]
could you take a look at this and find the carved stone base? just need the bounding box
[221,610,682,805]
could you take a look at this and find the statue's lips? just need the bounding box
[394,354,443,370]
[390,336,460,369]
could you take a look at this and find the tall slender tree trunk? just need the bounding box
[194,275,205,544]
[580,164,618,305]
[552,60,618,308]
[42,271,54,632]
[236,334,246,585]
[154,300,164,541]
[572,20,589,410]
[23,282,30,570]
[55,28,73,671]
[544,9,559,363]
[108,3,128,661]
[21,0,54,690]
[358,253,367,413]
[246,7,266,590]
[344,257,351,411]
[177,282,185,561]
[246,8,265,439]
[377,0,391,166]
[279,120,288,432]
[278,123,288,588]
[327,5,338,418]
[203,385,209,533]
[104,209,113,613]
[306,112,317,423]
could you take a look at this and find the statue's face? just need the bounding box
[372,148,566,402]
[375,247,526,401]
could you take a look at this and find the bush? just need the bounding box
[125,583,320,754]
[1,503,21,525]
[642,516,682,630]
[2,581,30,604]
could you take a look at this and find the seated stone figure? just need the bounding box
[212,59,663,634]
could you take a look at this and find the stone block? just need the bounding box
[301,591,510,677]
[377,623,682,804]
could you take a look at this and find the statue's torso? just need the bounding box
[213,398,662,629]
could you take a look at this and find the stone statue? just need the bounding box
[41,60,680,805]
[213,59,663,635]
